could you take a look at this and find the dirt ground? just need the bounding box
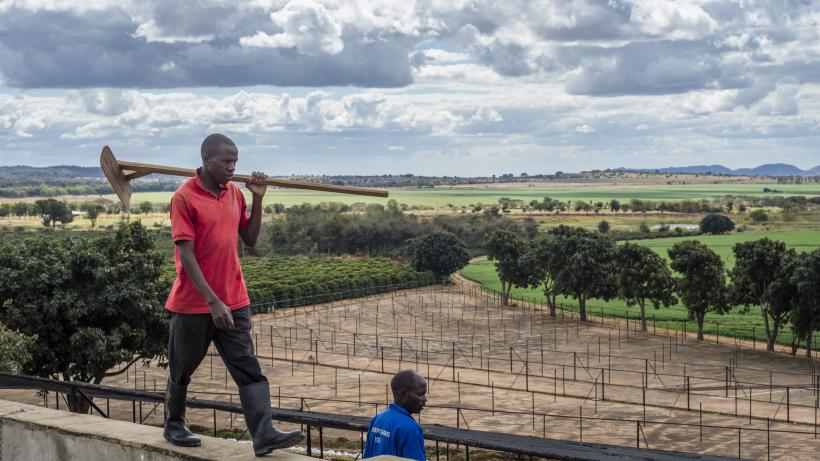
[4,284,820,460]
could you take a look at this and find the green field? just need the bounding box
[98,182,820,209]
[460,230,820,348]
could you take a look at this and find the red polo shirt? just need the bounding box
[165,172,251,314]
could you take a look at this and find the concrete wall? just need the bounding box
[0,399,346,461]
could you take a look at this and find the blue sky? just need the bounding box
[0,0,819,176]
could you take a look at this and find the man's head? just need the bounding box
[391,369,427,414]
[200,133,238,184]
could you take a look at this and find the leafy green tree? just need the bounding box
[639,222,650,233]
[35,198,73,227]
[597,220,610,233]
[140,201,154,214]
[615,243,677,331]
[13,202,29,217]
[790,250,820,358]
[609,200,621,212]
[485,229,533,305]
[550,226,616,321]
[729,238,794,351]
[483,206,500,217]
[668,240,729,340]
[407,231,469,283]
[522,235,562,317]
[0,323,35,373]
[81,202,105,228]
[749,209,768,222]
[699,213,735,235]
[0,222,170,412]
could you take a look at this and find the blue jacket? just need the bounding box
[363,403,426,460]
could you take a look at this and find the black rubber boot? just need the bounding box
[239,381,304,456]
[163,379,201,447]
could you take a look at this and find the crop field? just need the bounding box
[242,257,434,309]
[4,283,818,459]
[461,230,820,348]
[4,181,812,209]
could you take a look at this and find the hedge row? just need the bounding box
[242,257,435,312]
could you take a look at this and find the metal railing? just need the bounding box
[0,372,738,460]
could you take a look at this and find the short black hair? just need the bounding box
[201,133,236,157]
[391,369,423,393]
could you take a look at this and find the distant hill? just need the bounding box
[0,165,104,183]
[619,163,819,177]
[0,164,179,198]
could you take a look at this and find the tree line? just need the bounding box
[486,226,820,354]
[266,200,538,257]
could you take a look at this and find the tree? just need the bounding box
[13,202,29,217]
[615,243,677,331]
[549,226,616,321]
[0,222,170,413]
[729,238,793,351]
[35,198,73,227]
[790,250,820,358]
[749,209,768,222]
[668,240,729,340]
[485,230,533,305]
[0,323,35,373]
[699,214,735,235]
[609,200,621,212]
[597,220,610,233]
[522,235,562,317]
[407,231,469,283]
[140,201,154,214]
[639,222,650,233]
[81,202,105,228]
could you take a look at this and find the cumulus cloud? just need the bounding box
[2,1,820,174]
[241,0,344,55]
[1,0,820,95]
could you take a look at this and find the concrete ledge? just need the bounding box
[0,399,309,461]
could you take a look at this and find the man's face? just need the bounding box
[203,144,238,184]
[398,377,427,414]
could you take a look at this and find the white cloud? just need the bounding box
[2,1,820,173]
[630,1,717,40]
[575,123,594,133]
[241,0,344,55]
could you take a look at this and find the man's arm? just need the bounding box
[239,172,266,247]
[177,240,234,329]
[399,425,427,461]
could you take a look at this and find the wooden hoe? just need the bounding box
[100,146,388,208]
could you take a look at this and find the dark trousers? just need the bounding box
[168,307,266,388]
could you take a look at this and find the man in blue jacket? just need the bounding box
[363,370,427,460]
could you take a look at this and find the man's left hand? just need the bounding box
[246,172,267,198]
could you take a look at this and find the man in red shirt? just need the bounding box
[163,133,303,456]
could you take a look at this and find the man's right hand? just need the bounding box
[209,300,235,329]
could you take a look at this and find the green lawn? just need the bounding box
[106,182,820,209]
[460,230,820,348]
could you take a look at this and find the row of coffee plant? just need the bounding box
[242,257,435,311]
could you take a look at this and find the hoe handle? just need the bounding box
[117,160,388,198]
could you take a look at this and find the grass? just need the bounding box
[460,230,820,349]
[8,182,814,209]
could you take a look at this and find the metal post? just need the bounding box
[636,421,640,448]
[579,405,583,443]
[787,386,791,423]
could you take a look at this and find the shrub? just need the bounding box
[699,214,735,235]
[749,209,768,222]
